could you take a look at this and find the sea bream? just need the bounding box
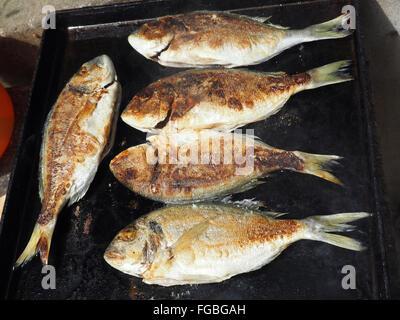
[104,203,369,286]
[127,11,352,68]
[109,130,341,204]
[15,55,121,267]
[121,60,352,134]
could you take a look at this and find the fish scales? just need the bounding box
[16,55,121,267]
[122,61,353,133]
[104,204,369,286]
[128,11,352,68]
[109,131,341,203]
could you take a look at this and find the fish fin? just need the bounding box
[230,179,266,195]
[303,212,371,251]
[261,71,288,78]
[259,211,288,219]
[248,15,271,24]
[305,13,353,41]
[100,82,122,160]
[220,196,267,210]
[15,223,54,267]
[294,151,342,185]
[172,221,210,252]
[305,60,353,90]
[266,22,290,30]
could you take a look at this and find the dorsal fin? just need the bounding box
[266,22,290,30]
[248,15,271,23]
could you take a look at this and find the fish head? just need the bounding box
[109,144,156,194]
[69,55,116,93]
[104,222,153,276]
[128,18,175,60]
[121,81,175,133]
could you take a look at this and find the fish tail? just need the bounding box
[305,13,353,41]
[15,222,55,267]
[303,212,371,251]
[294,151,342,185]
[305,60,353,90]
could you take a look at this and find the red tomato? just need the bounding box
[0,83,14,157]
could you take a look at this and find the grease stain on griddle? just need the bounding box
[83,212,93,235]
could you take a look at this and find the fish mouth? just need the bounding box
[91,54,117,82]
[104,248,146,277]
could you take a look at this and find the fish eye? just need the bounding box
[116,225,137,242]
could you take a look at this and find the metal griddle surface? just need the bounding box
[0,0,389,299]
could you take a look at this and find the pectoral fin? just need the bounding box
[168,220,209,265]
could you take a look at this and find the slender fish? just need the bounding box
[15,55,121,267]
[104,203,369,286]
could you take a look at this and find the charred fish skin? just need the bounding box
[128,11,352,68]
[121,60,353,134]
[109,130,341,204]
[15,55,121,267]
[104,204,369,286]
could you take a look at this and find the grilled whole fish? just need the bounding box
[128,11,352,68]
[109,130,341,204]
[104,203,369,286]
[15,55,121,267]
[121,60,352,133]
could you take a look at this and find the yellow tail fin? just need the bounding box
[306,60,353,90]
[294,151,342,185]
[304,212,371,251]
[306,14,353,41]
[15,223,54,267]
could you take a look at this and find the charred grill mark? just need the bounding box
[38,236,49,264]
[38,181,69,225]
[228,97,243,110]
[164,16,189,32]
[254,148,304,171]
[170,177,215,188]
[150,161,161,184]
[142,241,149,260]
[215,90,225,99]
[211,79,223,89]
[247,219,300,242]
[170,95,200,120]
[68,84,90,94]
[292,72,311,85]
[149,220,164,237]
[245,100,254,108]
[124,167,138,180]
[259,72,311,94]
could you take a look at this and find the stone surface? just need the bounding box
[377,0,400,33]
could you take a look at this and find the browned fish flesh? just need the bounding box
[15,55,121,267]
[128,11,352,68]
[109,130,341,204]
[104,203,369,286]
[121,60,352,133]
